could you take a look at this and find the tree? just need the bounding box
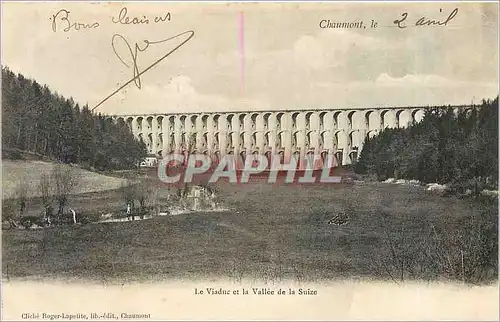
[120,179,137,220]
[39,172,53,223]
[52,164,78,220]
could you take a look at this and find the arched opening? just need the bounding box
[239,132,245,149]
[292,131,299,149]
[278,151,285,164]
[291,112,299,129]
[251,151,259,168]
[136,117,144,132]
[179,115,187,131]
[213,114,220,131]
[227,114,234,131]
[146,116,153,131]
[276,113,285,131]
[365,111,373,129]
[333,111,342,128]
[305,112,313,129]
[201,115,209,131]
[263,113,271,130]
[227,132,234,149]
[319,112,327,130]
[240,151,247,169]
[265,151,272,169]
[347,111,356,129]
[168,116,175,132]
[251,113,258,130]
[320,151,328,168]
[349,151,358,164]
[239,114,246,131]
[276,131,283,149]
[335,150,343,167]
[306,131,313,149]
[190,115,198,132]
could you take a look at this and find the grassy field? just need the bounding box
[2,160,129,200]
[2,170,498,285]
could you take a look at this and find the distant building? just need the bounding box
[140,155,158,168]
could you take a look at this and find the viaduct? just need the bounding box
[108,105,467,167]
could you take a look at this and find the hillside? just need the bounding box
[2,160,128,200]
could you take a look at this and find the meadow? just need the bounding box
[2,169,497,285]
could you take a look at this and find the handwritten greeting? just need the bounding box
[51,7,171,32]
[50,6,193,111]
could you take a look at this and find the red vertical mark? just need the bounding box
[239,11,245,95]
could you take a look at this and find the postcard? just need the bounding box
[1,1,499,321]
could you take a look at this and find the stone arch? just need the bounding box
[347,111,356,129]
[213,114,221,131]
[116,117,125,126]
[349,151,358,164]
[251,132,258,149]
[227,131,235,149]
[179,115,187,131]
[146,116,153,132]
[136,116,144,132]
[364,111,374,130]
[239,113,247,131]
[276,112,285,131]
[190,115,198,132]
[412,109,425,123]
[278,150,285,163]
[213,132,220,150]
[202,132,208,149]
[333,111,343,129]
[334,130,347,150]
[276,130,284,149]
[201,114,209,131]
[320,130,328,149]
[126,117,134,131]
[396,109,411,128]
[158,133,163,149]
[334,151,343,167]
[156,115,164,132]
[265,151,272,168]
[263,112,272,130]
[380,110,396,129]
[306,130,314,149]
[292,130,300,149]
[291,112,300,130]
[250,113,259,130]
[305,111,314,129]
[264,130,272,148]
[240,151,247,165]
[167,116,175,131]
[239,132,246,149]
[214,151,221,165]
[319,111,327,130]
[226,114,235,131]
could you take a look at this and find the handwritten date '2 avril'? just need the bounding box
[393,8,458,29]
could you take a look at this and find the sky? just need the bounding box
[2,2,499,116]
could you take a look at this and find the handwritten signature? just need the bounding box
[394,8,458,29]
[92,30,194,111]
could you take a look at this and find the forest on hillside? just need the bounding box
[355,97,499,195]
[1,67,147,170]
